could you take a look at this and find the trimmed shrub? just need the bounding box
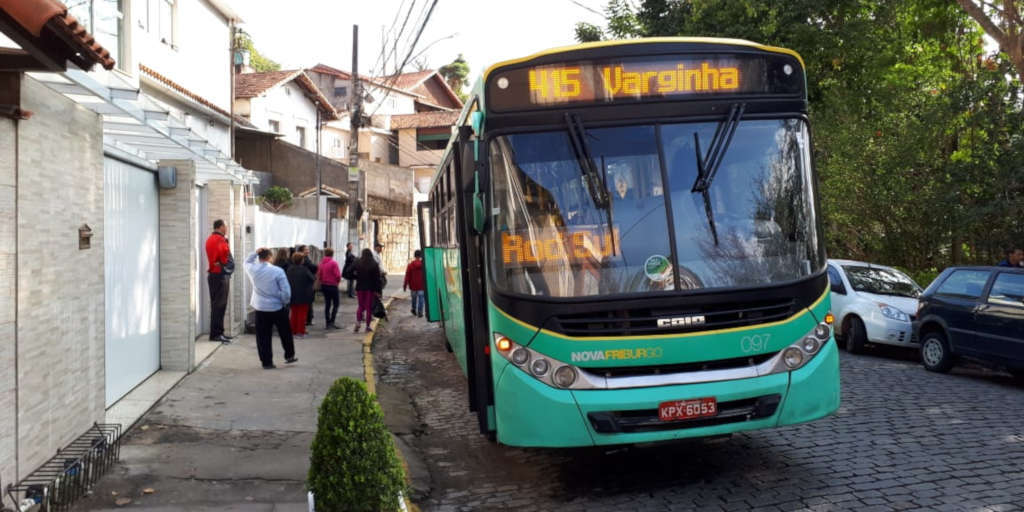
[260,185,293,212]
[308,377,406,512]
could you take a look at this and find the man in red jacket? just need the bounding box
[205,219,234,342]
[403,250,426,317]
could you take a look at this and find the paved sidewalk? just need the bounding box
[77,283,405,511]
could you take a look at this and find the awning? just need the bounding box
[27,67,257,184]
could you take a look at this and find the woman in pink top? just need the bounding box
[318,248,343,329]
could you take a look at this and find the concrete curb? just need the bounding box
[362,296,421,512]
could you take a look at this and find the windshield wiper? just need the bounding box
[692,103,746,245]
[564,113,616,258]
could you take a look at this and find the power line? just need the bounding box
[568,0,604,17]
[367,0,441,117]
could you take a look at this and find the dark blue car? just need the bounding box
[914,266,1024,376]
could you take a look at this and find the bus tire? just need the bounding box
[844,316,866,354]
[445,340,453,352]
[920,332,954,373]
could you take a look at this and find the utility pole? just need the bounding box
[347,24,361,251]
[315,105,324,248]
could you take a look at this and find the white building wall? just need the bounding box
[130,0,232,111]
[323,123,350,161]
[249,81,320,152]
[362,85,417,116]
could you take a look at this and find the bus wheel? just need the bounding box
[445,340,453,353]
[844,317,866,354]
[921,332,953,373]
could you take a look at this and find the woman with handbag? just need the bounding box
[352,248,383,333]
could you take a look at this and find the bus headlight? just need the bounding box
[511,347,530,365]
[802,336,820,353]
[783,347,804,368]
[530,358,550,377]
[552,366,577,388]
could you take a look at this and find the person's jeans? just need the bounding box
[254,307,295,367]
[410,290,425,316]
[356,290,375,328]
[208,272,229,338]
[322,285,339,326]
[346,279,355,298]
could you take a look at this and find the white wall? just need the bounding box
[363,85,417,116]
[253,207,326,249]
[249,81,319,152]
[323,123,350,161]
[130,0,232,111]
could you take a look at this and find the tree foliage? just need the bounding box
[260,186,292,212]
[955,0,1024,81]
[439,54,470,102]
[235,30,280,72]
[575,0,1024,277]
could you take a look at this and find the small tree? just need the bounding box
[439,54,470,102]
[308,378,407,512]
[260,186,292,212]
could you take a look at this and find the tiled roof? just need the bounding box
[235,70,300,98]
[0,0,115,70]
[381,70,435,90]
[390,110,460,130]
[235,70,339,120]
[309,63,351,79]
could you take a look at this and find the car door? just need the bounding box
[930,269,993,355]
[827,264,851,325]
[972,271,1024,365]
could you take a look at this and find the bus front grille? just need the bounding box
[548,298,796,337]
[587,394,782,434]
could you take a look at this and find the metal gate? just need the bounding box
[104,158,160,406]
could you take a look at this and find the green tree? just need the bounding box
[955,0,1024,81]
[439,54,470,102]
[575,0,1024,273]
[575,22,605,42]
[235,30,280,72]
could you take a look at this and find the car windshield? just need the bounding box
[488,118,825,297]
[842,266,921,298]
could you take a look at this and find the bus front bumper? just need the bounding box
[493,339,840,447]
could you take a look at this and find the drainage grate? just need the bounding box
[5,423,121,512]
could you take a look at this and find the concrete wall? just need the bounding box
[362,159,414,217]
[158,160,197,372]
[14,77,106,480]
[0,108,16,491]
[398,128,444,168]
[235,133,349,198]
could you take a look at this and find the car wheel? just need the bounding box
[844,317,866,354]
[920,332,954,373]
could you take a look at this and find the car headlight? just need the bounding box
[879,303,909,322]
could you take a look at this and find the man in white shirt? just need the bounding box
[244,248,298,369]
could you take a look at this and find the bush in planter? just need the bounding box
[308,377,406,512]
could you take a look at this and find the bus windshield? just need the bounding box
[488,118,825,297]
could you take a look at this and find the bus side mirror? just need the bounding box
[472,171,485,234]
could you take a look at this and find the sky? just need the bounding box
[227,0,607,85]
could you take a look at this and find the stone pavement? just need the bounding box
[76,282,405,511]
[373,309,1024,512]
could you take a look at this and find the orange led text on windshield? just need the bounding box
[502,229,621,265]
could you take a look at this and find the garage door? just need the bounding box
[104,157,160,406]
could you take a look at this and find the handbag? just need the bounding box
[220,254,235,275]
[372,296,387,319]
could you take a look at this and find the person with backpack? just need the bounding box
[353,248,383,333]
[403,250,426,317]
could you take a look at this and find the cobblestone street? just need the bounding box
[373,301,1024,512]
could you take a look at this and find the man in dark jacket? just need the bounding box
[998,247,1023,267]
[286,252,316,338]
[342,242,357,298]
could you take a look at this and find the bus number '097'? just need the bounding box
[741,334,770,353]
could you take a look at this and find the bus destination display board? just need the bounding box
[487,54,802,112]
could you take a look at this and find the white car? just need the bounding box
[827,259,923,353]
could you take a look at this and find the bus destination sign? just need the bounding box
[488,54,802,112]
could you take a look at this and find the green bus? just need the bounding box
[417,37,839,447]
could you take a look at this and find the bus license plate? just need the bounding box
[658,397,717,421]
